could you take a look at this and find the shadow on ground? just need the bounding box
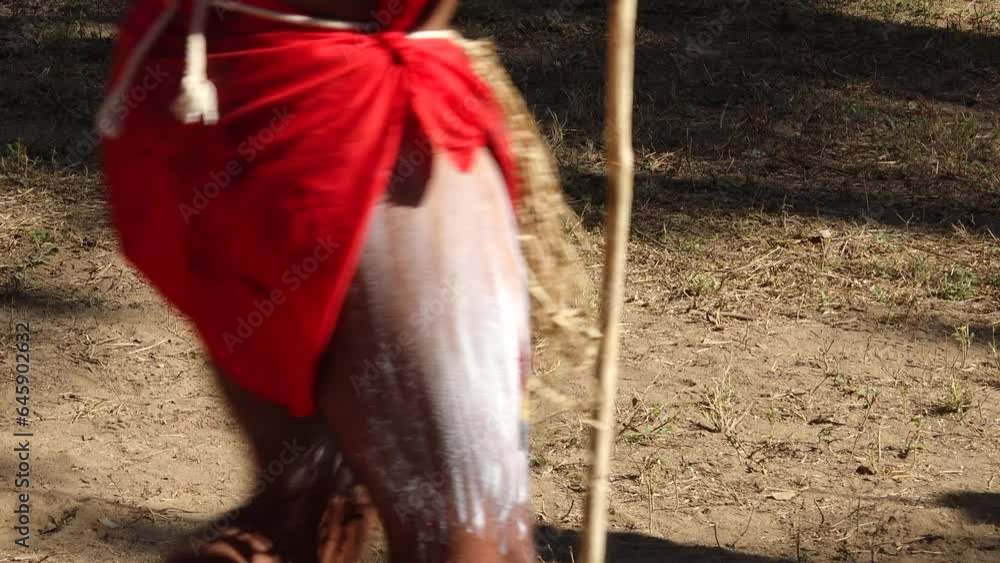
[462,0,1000,119]
[938,491,1000,527]
[568,170,1000,234]
[12,480,999,563]
[535,524,793,563]
[457,0,1000,236]
[1,283,110,314]
[2,0,1000,242]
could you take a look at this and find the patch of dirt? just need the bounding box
[1,179,997,562]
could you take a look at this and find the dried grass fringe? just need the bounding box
[460,38,601,383]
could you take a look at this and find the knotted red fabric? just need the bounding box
[101,0,520,416]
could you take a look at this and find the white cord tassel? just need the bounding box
[172,0,218,125]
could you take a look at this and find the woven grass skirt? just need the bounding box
[461,39,600,383]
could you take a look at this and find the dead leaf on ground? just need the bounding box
[768,490,798,501]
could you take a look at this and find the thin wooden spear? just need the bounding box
[579,0,638,562]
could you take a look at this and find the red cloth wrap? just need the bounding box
[101,0,520,416]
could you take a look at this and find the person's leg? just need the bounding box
[314,142,535,563]
[166,373,374,563]
[166,138,532,563]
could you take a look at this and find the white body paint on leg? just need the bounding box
[344,145,532,560]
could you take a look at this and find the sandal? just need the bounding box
[167,443,372,563]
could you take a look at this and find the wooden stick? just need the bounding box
[580,1,638,562]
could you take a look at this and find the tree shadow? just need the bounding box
[31,507,799,563]
[566,169,1000,235]
[3,0,999,244]
[535,524,794,563]
[1,283,111,315]
[15,479,997,563]
[0,13,114,164]
[937,491,1000,527]
[461,0,1000,110]
[458,0,1000,236]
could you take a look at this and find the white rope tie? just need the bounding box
[172,0,218,125]
[96,0,461,138]
[95,0,178,138]
[212,0,362,30]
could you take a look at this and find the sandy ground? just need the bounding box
[0,179,997,563]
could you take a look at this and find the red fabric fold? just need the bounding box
[101,0,520,416]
